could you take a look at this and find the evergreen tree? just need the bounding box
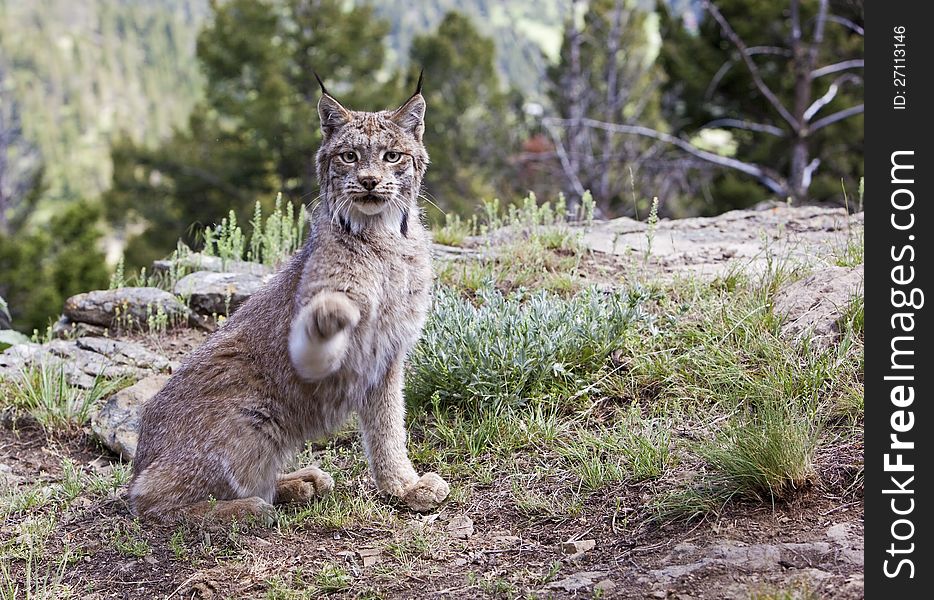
[0,200,109,333]
[658,0,864,208]
[106,0,391,268]
[546,0,668,214]
[408,12,518,214]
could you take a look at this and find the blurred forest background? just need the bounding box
[0,0,863,333]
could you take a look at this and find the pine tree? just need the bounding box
[407,12,518,214]
[106,0,391,268]
[658,0,864,208]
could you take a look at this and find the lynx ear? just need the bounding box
[316,74,350,138]
[391,71,426,140]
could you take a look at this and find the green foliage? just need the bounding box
[0,0,205,204]
[1,362,124,430]
[658,0,864,208]
[200,195,308,268]
[106,0,390,268]
[407,283,645,413]
[0,200,110,332]
[408,12,521,214]
[547,0,667,212]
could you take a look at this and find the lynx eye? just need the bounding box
[339,150,358,163]
[383,151,402,163]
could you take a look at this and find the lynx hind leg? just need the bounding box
[275,466,335,504]
[129,458,277,526]
[184,497,277,526]
[132,491,276,526]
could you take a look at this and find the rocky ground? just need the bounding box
[0,205,864,599]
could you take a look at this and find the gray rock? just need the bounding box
[582,206,862,278]
[64,288,189,330]
[0,337,175,389]
[51,316,108,339]
[152,252,273,276]
[546,571,608,592]
[773,265,863,348]
[174,271,268,316]
[446,515,474,539]
[75,337,175,373]
[561,539,596,555]
[92,374,170,459]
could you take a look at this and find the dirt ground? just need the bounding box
[0,419,863,599]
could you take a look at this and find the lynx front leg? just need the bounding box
[359,361,449,512]
[289,290,361,380]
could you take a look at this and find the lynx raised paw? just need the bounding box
[402,472,450,512]
[275,466,335,504]
[309,291,360,338]
[289,292,360,380]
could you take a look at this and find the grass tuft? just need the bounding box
[2,363,124,430]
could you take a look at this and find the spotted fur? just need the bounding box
[128,80,449,523]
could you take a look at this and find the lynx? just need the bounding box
[127,75,449,523]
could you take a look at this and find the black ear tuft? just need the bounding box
[414,69,424,96]
[314,72,329,96]
[318,93,351,138]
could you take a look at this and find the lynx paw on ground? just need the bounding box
[402,472,450,512]
[276,466,335,504]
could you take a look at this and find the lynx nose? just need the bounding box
[359,175,380,191]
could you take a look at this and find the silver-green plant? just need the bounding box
[645,196,659,262]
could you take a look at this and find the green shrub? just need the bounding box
[407,284,646,412]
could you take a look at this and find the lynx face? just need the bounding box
[315,89,428,233]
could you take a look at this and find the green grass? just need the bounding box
[110,521,151,558]
[616,266,861,520]
[432,213,478,247]
[263,562,352,598]
[697,401,818,502]
[434,191,595,295]
[558,410,672,492]
[1,363,125,430]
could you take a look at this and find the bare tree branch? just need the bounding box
[806,0,830,73]
[804,73,861,121]
[700,118,786,137]
[542,121,586,199]
[802,157,821,189]
[809,104,864,132]
[812,59,864,78]
[704,1,799,128]
[704,47,793,100]
[543,116,787,195]
[826,14,864,36]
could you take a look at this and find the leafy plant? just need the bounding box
[408,284,646,412]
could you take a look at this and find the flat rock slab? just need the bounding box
[64,287,189,330]
[583,206,862,278]
[92,374,170,459]
[0,337,176,389]
[152,253,273,276]
[175,271,269,316]
[643,523,864,589]
[773,265,863,348]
